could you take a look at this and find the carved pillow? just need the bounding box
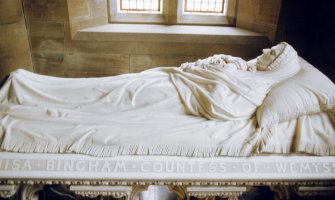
[257,57,335,127]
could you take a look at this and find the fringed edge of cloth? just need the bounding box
[1,140,255,157]
[248,126,335,156]
[3,131,335,157]
[297,141,335,156]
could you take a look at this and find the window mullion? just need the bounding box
[163,0,178,24]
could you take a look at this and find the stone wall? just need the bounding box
[21,0,269,78]
[0,0,33,83]
[5,0,333,82]
[22,0,71,77]
[236,0,282,42]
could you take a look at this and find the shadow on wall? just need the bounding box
[276,0,335,82]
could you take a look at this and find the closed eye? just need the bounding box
[270,49,276,55]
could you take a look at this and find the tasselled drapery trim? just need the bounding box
[1,140,255,157]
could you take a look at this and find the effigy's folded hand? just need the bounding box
[179,54,255,72]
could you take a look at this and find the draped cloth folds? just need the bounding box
[168,42,301,121]
[0,43,305,157]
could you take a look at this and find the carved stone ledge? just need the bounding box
[296,186,335,197]
[73,191,128,198]
[186,186,247,200]
[3,182,335,200]
[70,185,132,199]
[1,179,335,187]
[0,185,19,198]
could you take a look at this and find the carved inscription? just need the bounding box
[1,159,335,174]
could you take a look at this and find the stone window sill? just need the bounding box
[73,24,269,45]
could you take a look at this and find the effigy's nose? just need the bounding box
[262,48,270,54]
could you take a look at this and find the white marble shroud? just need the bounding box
[0,43,333,157]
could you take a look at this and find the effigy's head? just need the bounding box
[256,42,287,71]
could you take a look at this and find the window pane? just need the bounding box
[119,0,162,13]
[184,0,226,15]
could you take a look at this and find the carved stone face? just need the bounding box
[256,43,286,71]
